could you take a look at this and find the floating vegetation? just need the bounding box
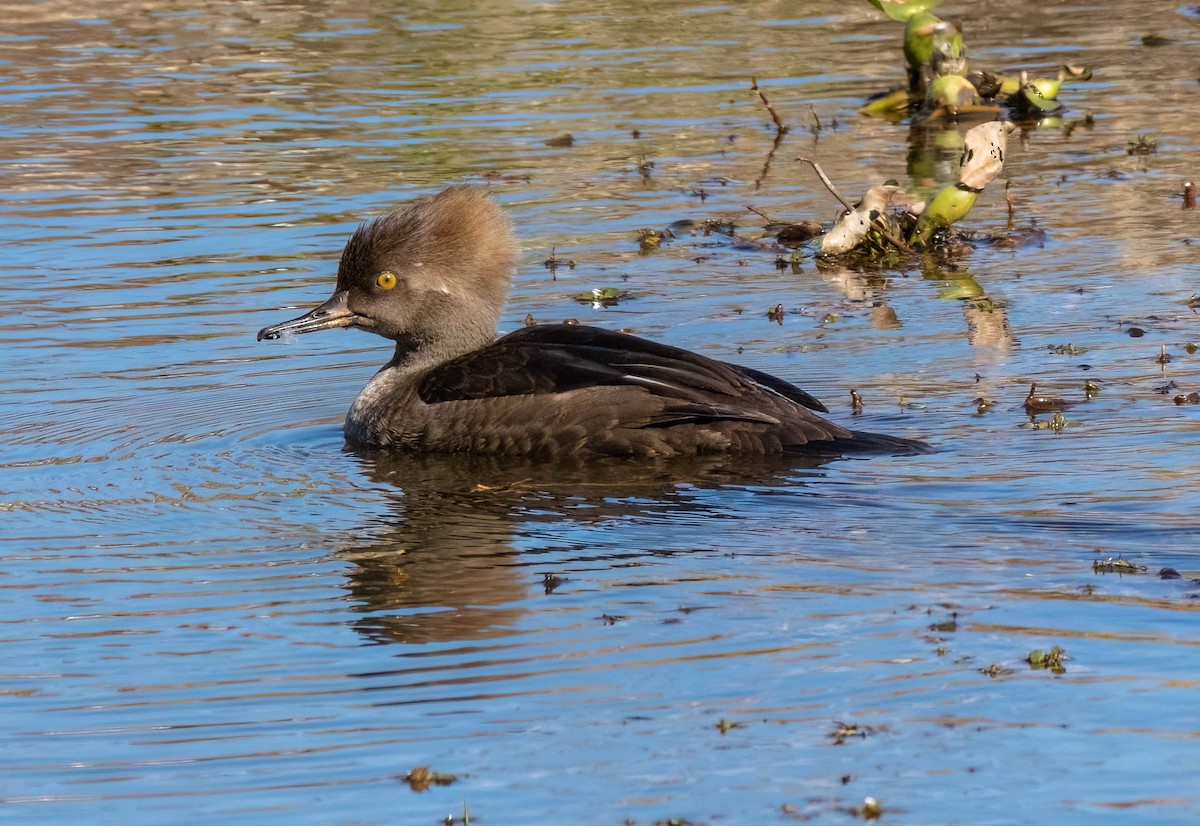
[573,287,631,306]
[1026,411,1068,433]
[830,720,880,745]
[801,121,1016,261]
[1048,343,1085,355]
[1093,557,1148,574]
[1024,383,1075,414]
[1026,646,1067,673]
[863,1,1092,122]
[1127,135,1158,155]
[638,227,667,253]
[544,132,575,148]
[400,766,459,792]
[543,247,576,277]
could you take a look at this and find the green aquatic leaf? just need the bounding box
[1029,77,1063,100]
[573,287,629,304]
[927,74,979,110]
[1017,80,1063,113]
[909,184,977,246]
[861,87,911,117]
[868,0,944,23]
[903,11,962,73]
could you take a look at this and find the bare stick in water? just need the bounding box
[796,157,854,212]
[751,78,789,135]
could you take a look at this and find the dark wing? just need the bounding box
[416,324,827,426]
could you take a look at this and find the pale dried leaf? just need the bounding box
[958,121,1015,190]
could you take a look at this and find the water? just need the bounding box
[2,1,1199,822]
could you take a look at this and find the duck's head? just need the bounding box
[257,186,517,355]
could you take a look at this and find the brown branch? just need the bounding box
[751,77,789,135]
[796,157,853,212]
[745,204,777,223]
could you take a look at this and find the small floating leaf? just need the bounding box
[909,184,977,246]
[1026,646,1067,673]
[573,287,630,305]
[1048,343,1085,355]
[1093,557,1148,574]
[1127,135,1158,155]
[400,766,459,792]
[869,0,944,22]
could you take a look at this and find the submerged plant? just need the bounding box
[864,0,1091,122]
[810,120,1015,258]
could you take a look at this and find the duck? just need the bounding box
[257,186,928,458]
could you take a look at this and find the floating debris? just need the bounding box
[767,303,786,324]
[543,247,576,277]
[1048,343,1086,355]
[573,287,631,306]
[638,228,666,253]
[716,718,746,734]
[1159,568,1182,580]
[1093,557,1148,574]
[980,663,1014,678]
[1127,135,1158,155]
[1175,392,1200,405]
[911,122,1015,246]
[544,132,575,148]
[775,221,823,245]
[400,766,459,792]
[750,76,789,135]
[829,720,879,745]
[1026,646,1067,673]
[1024,383,1074,414]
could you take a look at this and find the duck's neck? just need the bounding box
[384,310,498,376]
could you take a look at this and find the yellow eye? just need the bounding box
[376,271,397,290]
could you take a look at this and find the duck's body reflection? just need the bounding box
[338,451,841,645]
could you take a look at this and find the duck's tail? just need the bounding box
[789,428,932,457]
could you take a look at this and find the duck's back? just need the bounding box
[345,324,926,458]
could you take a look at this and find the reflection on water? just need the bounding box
[343,452,832,645]
[2,0,1200,822]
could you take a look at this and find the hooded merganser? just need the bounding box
[258,186,928,458]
